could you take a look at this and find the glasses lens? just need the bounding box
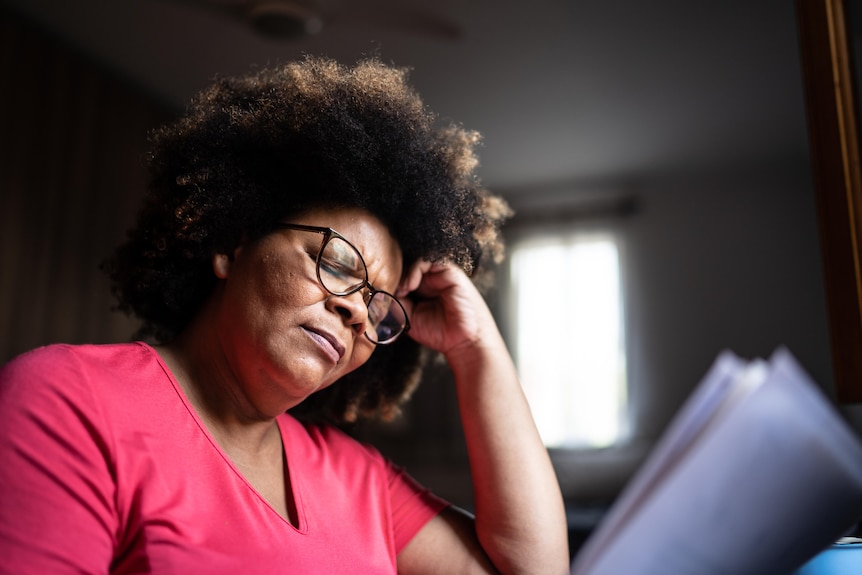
[314,232,407,344]
[318,236,366,294]
[366,292,408,344]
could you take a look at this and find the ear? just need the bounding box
[213,243,245,279]
[213,253,232,279]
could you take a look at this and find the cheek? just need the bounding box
[223,256,313,333]
[254,252,313,305]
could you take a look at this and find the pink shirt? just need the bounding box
[0,343,447,574]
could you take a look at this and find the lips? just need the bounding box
[304,327,346,363]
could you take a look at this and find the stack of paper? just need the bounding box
[570,348,862,575]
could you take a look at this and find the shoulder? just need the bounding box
[0,342,165,418]
[2,343,87,380]
[2,342,154,379]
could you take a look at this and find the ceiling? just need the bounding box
[1,0,818,199]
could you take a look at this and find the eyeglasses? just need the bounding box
[273,223,410,345]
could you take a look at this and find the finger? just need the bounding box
[397,259,434,298]
[409,264,466,299]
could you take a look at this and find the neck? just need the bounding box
[156,303,280,455]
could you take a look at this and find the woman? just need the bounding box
[0,57,569,574]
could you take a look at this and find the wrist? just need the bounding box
[443,326,510,374]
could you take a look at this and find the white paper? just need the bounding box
[571,348,862,575]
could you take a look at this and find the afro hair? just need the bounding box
[104,55,511,425]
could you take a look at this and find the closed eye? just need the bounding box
[320,255,351,277]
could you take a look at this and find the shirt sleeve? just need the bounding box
[0,346,117,574]
[385,460,450,554]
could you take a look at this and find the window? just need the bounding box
[507,231,628,448]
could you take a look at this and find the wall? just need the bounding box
[624,164,832,440]
[0,9,170,362]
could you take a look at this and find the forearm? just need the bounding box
[446,329,570,575]
[399,261,570,573]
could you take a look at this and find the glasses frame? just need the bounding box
[273,222,410,345]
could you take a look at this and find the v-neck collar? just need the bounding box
[151,343,308,533]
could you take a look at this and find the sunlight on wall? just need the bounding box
[510,234,627,448]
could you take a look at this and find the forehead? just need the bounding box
[286,207,403,283]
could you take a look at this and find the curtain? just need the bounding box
[0,9,171,363]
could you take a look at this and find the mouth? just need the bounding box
[303,326,346,364]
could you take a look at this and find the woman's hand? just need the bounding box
[397,261,493,357]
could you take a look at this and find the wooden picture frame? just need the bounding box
[797,0,862,402]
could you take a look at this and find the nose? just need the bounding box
[326,291,368,337]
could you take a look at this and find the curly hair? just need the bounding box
[104,55,510,425]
